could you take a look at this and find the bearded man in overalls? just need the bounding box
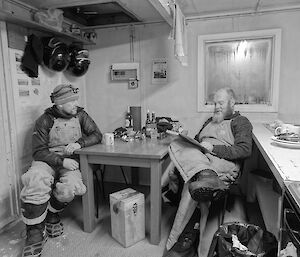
[163,87,253,256]
[20,84,102,257]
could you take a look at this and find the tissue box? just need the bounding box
[110,188,145,247]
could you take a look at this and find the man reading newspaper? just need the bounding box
[163,87,253,256]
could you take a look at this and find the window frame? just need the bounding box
[197,29,282,113]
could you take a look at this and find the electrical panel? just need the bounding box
[110,62,140,81]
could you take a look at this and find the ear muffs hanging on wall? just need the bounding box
[67,45,90,77]
[42,37,70,72]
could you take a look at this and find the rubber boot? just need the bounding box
[22,222,47,257]
[45,211,64,238]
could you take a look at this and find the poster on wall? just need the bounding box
[151,58,168,84]
[9,49,44,111]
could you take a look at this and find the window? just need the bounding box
[197,29,281,112]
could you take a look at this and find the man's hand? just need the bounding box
[64,143,81,155]
[218,170,238,184]
[199,141,213,152]
[63,158,79,170]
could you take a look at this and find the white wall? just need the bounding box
[85,10,300,184]
[86,23,211,137]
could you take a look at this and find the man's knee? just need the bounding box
[20,161,55,204]
[53,182,76,203]
[54,169,86,202]
[22,161,54,185]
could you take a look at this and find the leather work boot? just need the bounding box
[188,169,229,202]
[22,222,47,257]
[45,211,64,238]
[172,223,200,252]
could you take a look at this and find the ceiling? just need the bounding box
[18,0,300,28]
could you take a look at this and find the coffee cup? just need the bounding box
[275,124,300,135]
[104,133,114,145]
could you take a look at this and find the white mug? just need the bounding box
[104,133,114,145]
[275,124,300,135]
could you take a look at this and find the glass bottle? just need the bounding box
[145,110,151,137]
[151,111,156,124]
[125,106,133,131]
[150,111,157,139]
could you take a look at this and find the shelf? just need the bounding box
[0,10,95,45]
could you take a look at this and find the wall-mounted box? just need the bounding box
[110,62,140,81]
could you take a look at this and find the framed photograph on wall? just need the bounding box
[152,58,168,84]
[197,29,281,112]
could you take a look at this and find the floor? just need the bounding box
[0,182,264,257]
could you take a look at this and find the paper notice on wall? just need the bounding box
[152,58,168,84]
[9,49,45,113]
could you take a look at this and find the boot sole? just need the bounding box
[45,222,64,238]
[190,187,227,202]
[22,234,47,257]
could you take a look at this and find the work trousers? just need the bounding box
[20,161,86,225]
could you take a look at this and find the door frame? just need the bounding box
[0,21,20,229]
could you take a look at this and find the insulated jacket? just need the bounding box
[194,111,253,161]
[32,106,102,169]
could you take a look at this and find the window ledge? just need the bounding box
[198,104,278,113]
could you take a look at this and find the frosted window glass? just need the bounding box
[197,29,281,113]
[204,38,272,105]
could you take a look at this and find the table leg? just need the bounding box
[80,154,95,232]
[150,160,162,245]
[131,167,139,185]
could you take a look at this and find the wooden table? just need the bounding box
[76,137,171,245]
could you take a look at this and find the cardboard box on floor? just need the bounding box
[110,188,145,247]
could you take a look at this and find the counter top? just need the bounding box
[252,123,300,183]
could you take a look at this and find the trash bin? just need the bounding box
[207,222,278,257]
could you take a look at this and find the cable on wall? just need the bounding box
[129,25,135,62]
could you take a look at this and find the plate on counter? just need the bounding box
[271,136,300,149]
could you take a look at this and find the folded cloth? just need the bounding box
[170,3,188,66]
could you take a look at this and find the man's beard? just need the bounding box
[212,105,234,123]
[212,111,225,123]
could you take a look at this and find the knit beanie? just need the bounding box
[50,84,79,105]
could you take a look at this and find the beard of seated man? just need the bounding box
[212,99,233,124]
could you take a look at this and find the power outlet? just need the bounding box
[128,80,138,89]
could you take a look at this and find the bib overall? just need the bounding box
[20,117,86,225]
